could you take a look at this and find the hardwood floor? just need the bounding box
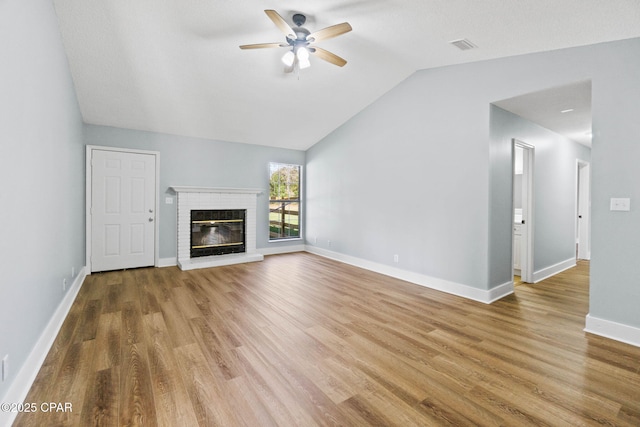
[14,254,640,426]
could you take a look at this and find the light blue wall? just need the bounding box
[83,125,306,259]
[489,105,591,286]
[589,40,640,327]
[307,36,640,336]
[0,0,85,400]
[306,67,491,289]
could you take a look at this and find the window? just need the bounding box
[269,162,301,240]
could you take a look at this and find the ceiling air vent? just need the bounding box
[449,38,478,51]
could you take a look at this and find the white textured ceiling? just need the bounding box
[52,0,640,150]
[494,80,593,147]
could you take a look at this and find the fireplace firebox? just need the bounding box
[190,209,246,258]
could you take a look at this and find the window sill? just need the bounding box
[268,237,303,243]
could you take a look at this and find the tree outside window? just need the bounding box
[269,163,301,240]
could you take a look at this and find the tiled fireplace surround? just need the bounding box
[170,186,264,270]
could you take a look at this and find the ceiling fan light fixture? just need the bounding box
[282,50,295,67]
[299,58,311,69]
[240,10,352,72]
[296,46,311,69]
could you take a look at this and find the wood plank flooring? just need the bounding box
[14,253,640,426]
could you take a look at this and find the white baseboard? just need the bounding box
[533,257,576,283]
[258,244,306,256]
[305,246,513,304]
[0,266,88,427]
[486,281,516,303]
[584,314,640,348]
[158,257,177,267]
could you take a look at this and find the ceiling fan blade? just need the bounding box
[264,10,296,39]
[311,47,347,67]
[308,22,352,43]
[239,42,287,50]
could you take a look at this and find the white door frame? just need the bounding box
[576,160,591,260]
[86,145,160,273]
[513,139,535,283]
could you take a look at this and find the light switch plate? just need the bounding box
[165,197,174,205]
[610,198,631,211]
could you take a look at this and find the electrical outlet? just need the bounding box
[394,254,399,263]
[2,355,8,382]
[328,240,332,247]
[314,236,318,244]
[63,278,67,291]
[71,266,75,277]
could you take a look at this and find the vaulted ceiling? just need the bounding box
[53,0,640,150]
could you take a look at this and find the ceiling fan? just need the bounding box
[239,10,352,72]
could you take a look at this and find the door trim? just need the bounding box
[86,145,160,273]
[513,139,535,283]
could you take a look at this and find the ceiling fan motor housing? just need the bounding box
[290,28,310,42]
[288,14,310,43]
[292,13,306,27]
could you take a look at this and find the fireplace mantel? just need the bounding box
[170,186,263,195]
[171,186,264,270]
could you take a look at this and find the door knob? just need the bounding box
[149,217,154,222]
[149,208,154,213]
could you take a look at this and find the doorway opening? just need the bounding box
[513,140,534,284]
[576,161,591,260]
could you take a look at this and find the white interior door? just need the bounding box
[90,149,156,272]
[513,140,534,283]
[577,162,591,260]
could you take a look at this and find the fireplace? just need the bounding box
[170,186,264,270]
[191,209,246,257]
